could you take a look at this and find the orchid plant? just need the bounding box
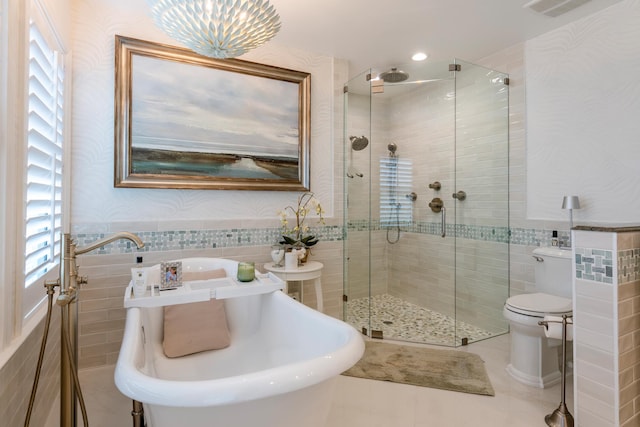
[279,192,325,248]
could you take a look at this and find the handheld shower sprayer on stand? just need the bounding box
[26,232,144,427]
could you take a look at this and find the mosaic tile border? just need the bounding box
[348,220,567,246]
[73,225,343,255]
[618,248,640,284]
[73,222,569,255]
[575,247,614,284]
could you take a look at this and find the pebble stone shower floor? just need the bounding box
[346,294,494,345]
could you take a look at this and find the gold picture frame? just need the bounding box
[114,35,311,191]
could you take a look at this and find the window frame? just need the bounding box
[0,0,70,352]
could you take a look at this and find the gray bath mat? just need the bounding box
[342,341,495,396]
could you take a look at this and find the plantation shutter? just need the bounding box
[23,16,64,299]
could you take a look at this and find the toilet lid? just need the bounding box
[506,292,572,317]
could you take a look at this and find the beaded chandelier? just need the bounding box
[147,0,281,58]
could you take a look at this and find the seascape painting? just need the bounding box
[114,36,311,190]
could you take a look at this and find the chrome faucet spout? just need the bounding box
[74,231,144,255]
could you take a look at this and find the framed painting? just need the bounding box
[114,35,311,190]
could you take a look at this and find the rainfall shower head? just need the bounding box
[388,142,397,156]
[349,135,369,151]
[379,67,409,83]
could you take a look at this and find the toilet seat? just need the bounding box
[505,292,572,318]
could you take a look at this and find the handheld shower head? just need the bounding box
[349,135,369,151]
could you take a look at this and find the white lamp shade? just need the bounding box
[147,0,281,59]
[561,196,581,210]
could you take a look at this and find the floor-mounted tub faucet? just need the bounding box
[55,232,144,427]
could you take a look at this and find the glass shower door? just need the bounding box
[342,59,509,347]
[343,69,372,336]
[381,62,458,346]
[452,59,510,344]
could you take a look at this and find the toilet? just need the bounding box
[503,247,572,388]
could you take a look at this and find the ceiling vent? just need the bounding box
[523,0,591,17]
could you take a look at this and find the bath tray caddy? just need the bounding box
[124,272,285,308]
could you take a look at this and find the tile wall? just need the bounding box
[0,312,60,427]
[573,229,640,427]
[617,232,640,427]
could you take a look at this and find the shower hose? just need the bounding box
[24,285,89,427]
[386,201,401,244]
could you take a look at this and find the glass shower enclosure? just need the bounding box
[343,59,510,347]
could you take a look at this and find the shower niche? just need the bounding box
[343,59,510,347]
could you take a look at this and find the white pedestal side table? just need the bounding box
[264,261,324,312]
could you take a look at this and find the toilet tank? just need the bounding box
[532,247,573,299]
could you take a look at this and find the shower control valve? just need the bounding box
[428,181,441,191]
[428,198,443,213]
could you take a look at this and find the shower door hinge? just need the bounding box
[361,327,368,336]
[366,73,372,81]
[371,330,384,339]
[343,85,348,93]
[449,64,461,72]
[504,77,510,86]
[343,294,348,302]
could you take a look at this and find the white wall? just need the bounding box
[526,0,640,225]
[71,0,341,233]
[68,0,350,369]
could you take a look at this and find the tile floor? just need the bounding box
[45,333,572,427]
[345,294,496,345]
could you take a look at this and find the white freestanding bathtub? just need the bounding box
[115,258,364,427]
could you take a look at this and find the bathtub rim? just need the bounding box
[115,290,365,407]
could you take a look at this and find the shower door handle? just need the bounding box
[452,191,466,201]
[441,206,446,238]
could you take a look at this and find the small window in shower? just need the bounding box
[379,156,413,227]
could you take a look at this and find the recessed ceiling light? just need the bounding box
[412,52,428,61]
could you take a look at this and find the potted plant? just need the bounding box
[279,192,324,263]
